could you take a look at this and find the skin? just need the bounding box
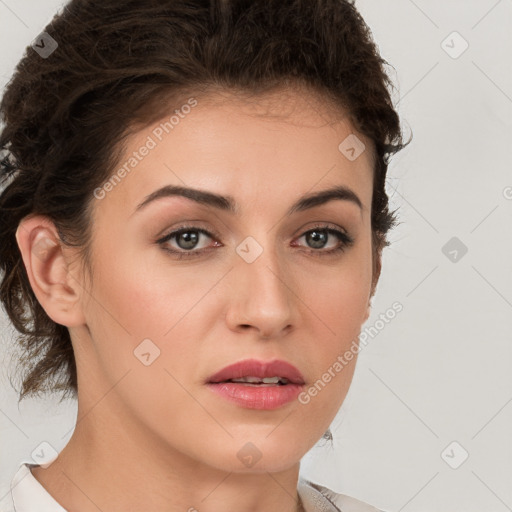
[16,87,380,512]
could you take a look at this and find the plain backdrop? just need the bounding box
[0,1,511,511]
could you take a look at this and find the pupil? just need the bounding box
[178,231,198,250]
[308,230,327,249]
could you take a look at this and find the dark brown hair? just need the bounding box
[0,0,410,403]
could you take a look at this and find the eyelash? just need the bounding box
[156,223,355,260]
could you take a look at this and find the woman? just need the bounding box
[0,0,409,510]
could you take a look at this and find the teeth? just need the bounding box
[262,377,281,384]
[229,376,289,384]
[231,376,262,383]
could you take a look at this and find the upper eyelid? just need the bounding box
[157,225,219,244]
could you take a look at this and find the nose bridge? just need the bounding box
[227,232,294,335]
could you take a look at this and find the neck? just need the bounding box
[31,392,305,512]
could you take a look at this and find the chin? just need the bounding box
[198,433,310,474]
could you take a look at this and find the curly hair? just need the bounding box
[0,0,410,404]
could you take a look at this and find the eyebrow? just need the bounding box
[134,184,363,216]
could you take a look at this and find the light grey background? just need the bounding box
[1,1,511,511]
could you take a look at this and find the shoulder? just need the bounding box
[298,477,386,512]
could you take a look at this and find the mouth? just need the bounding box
[207,358,305,385]
[206,358,305,410]
[218,376,291,386]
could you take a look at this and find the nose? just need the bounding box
[224,242,295,340]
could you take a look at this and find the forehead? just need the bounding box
[95,87,375,219]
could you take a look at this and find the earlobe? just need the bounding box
[15,216,86,327]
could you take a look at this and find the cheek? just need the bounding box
[298,249,372,405]
[306,277,367,378]
[80,255,201,417]
[81,244,213,387]
[85,241,197,337]
[315,276,368,329]
[307,251,372,339]
[296,287,367,435]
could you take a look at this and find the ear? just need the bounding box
[15,215,86,327]
[363,249,382,323]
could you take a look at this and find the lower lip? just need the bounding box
[206,382,304,410]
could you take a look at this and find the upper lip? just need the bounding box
[207,358,305,385]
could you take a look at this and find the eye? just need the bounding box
[156,225,220,259]
[293,223,354,256]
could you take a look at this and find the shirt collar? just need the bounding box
[10,462,67,512]
[297,477,341,511]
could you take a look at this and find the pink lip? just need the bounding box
[206,358,305,410]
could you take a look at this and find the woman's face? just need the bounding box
[74,89,376,473]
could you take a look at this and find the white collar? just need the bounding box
[10,462,67,512]
[10,461,382,512]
